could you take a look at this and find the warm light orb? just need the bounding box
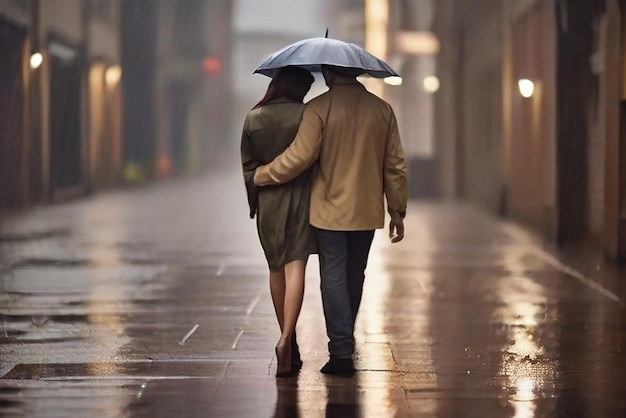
[384,76,402,86]
[105,65,122,85]
[30,52,43,69]
[518,79,534,98]
[423,75,440,94]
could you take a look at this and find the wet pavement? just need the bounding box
[1,170,626,417]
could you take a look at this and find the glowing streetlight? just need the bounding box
[423,75,440,94]
[518,79,534,98]
[30,52,43,69]
[105,65,122,85]
[384,76,402,86]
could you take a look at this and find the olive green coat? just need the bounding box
[241,97,317,271]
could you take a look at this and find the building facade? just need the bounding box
[0,1,32,208]
[0,0,234,210]
[87,0,122,189]
[0,0,91,207]
[0,0,122,207]
[432,0,626,262]
[384,0,438,198]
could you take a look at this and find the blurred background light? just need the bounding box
[30,52,43,69]
[423,75,440,94]
[105,65,122,86]
[518,79,534,98]
[365,0,389,58]
[365,0,389,97]
[384,76,403,86]
[202,56,221,76]
[396,31,440,55]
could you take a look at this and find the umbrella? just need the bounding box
[253,36,399,79]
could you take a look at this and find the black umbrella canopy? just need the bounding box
[254,37,399,79]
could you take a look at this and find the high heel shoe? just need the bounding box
[291,332,303,370]
[275,341,296,378]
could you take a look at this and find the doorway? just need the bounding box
[0,17,26,208]
[49,38,82,191]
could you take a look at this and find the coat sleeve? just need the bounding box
[240,120,260,219]
[254,104,323,186]
[383,109,408,214]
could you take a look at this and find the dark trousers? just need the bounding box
[315,228,375,358]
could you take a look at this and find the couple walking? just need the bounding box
[241,61,408,377]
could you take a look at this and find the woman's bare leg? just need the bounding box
[278,259,306,346]
[269,269,286,331]
[271,260,306,376]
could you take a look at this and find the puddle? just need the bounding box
[11,257,165,269]
[4,361,227,380]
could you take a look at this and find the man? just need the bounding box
[254,65,408,376]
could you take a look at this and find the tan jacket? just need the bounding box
[254,80,408,231]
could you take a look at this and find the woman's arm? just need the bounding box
[254,104,323,186]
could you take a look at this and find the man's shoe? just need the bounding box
[320,357,355,376]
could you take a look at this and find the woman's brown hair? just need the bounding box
[254,66,314,109]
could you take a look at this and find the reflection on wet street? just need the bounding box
[1,171,626,417]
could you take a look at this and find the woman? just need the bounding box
[240,66,316,377]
